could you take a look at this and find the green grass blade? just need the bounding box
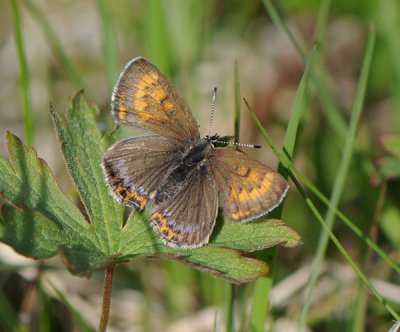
[249,264,274,332]
[234,61,241,144]
[314,0,332,51]
[0,290,22,331]
[261,0,305,57]
[378,0,400,130]
[144,0,171,74]
[246,72,400,326]
[281,45,316,163]
[225,283,235,332]
[225,61,241,332]
[39,281,52,332]
[23,0,88,94]
[96,0,119,89]
[48,280,96,332]
[287,171,400,324]
[261,0,348,141]
[299,25,376,331]
[248,37,316,332]
[250,121,400,322]
[10,0,34,146]
[291,168,400,274]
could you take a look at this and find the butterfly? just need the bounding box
[102,57,289,249]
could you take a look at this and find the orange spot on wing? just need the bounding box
[142,72,159,85]
[134,99,148,112]
[152,88,167,102]
[148,71,159,81]
[118,110,127,122]
[237,165,249,177]
[137,111,153,121]
[128,192,148,210]
[238,188,250,201]
[149,212,184,242]
[229,208,246,221]
[136,80,149,90]
[135,89,146,98]
[163,100,174,110]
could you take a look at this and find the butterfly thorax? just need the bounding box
[154,138,214,205]
[184,137,215,165]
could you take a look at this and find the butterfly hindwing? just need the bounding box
[102,135,181,211]
[148,164,218,248]
[209,148,289,223]
[112,57,200,144]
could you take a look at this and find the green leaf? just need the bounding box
[0,133,89,233]
[119,213,271,284]
[0,132,109,276]
[0,92,301,284]
[372,157,400,185]
[380,134,400,158]
[371,134,400,185]
[0,206,61,259]
[212,218,302,251]
[381,204,400,249]
[50,91,123,254]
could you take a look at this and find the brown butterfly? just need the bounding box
[102,57,289,249]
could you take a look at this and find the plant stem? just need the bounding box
[98,266,115,332]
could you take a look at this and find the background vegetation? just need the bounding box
[0,0,399,331]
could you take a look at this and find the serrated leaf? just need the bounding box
[0,206,61,259]
[212,217,302,251]
[0,205,111,277]
[170,247,269,284]
[118,212,297,284]
[51,91,123,254]
[0,133,109,275]
[0,92,301,284]
[0,133,89,233]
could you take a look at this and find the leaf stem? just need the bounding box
[98,266,115,332]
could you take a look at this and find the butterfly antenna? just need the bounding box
[208,87,217,136]
[206,88,261,149]
[211,139,262,149]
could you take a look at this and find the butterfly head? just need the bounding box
[205,134,220,146]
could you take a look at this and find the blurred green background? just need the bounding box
[0,0,399,331]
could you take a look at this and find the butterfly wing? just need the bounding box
[112,57,200,144]
[210,148,289,223]
[102,135,181,211]
[148,165,218,248]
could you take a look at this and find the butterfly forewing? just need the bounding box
[112,57,200,144]
[148,165,218,248]
[102,135,181,211]
[210,148,289,223]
